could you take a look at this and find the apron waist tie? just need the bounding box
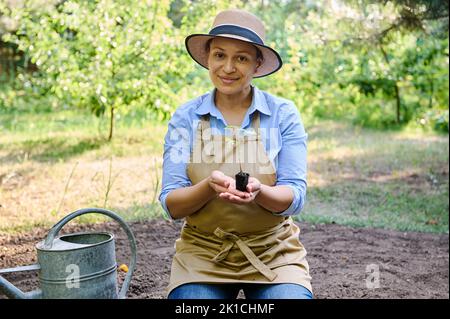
[212,227,278,282]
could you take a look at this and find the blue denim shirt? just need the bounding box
[158,85,308,219]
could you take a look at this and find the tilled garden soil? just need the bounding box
[0,219,448,299]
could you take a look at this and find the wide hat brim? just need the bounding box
[185,34,283,78]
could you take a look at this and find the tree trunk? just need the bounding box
[394,83,401,123]
[379,42,402,124]
[428,78,434,108]
[108,106,114,141]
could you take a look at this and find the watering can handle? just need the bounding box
[44,208,137,299]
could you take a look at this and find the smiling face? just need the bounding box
[207,37,262,97]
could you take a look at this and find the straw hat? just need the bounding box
[185,9,283,78]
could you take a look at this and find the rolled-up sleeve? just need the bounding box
[158,108,193,219]
[275,102,308,216]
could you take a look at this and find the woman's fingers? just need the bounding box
[227,179,251,198]
[227,188,249,198]
[246,177,261,193]
[210,170,231,188]
[246,183,254,193]
[210,171,254,199]
[213,185,229,193]
[210,170,224,183]
[219,192,253,204]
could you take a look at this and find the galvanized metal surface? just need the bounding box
[0,208,137,299]
[0,264,41,274]
[37,232,119,299]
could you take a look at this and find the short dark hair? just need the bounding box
[205,38,264,62]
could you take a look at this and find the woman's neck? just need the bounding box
[214,86,253,111]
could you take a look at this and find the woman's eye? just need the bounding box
[214,52,224,58]
[237,56,248,62]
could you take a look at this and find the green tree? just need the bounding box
[252,0,448,131]
[1,0,448,132]
[3,0,189,140]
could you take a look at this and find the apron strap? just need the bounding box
[201,115,211,131]
[200,115,212,142]
[250,111,261,141]
[212,227,278,282]
[195,119,203,142]
[193,117,207,162]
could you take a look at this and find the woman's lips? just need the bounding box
[219,76,239,85]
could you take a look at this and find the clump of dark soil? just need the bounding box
[0,219,448,299]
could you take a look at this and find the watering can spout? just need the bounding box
[0,275,26,299]
[0,264,42,299]
[0,274,42,299]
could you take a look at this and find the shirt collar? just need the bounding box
[194,85,272,118]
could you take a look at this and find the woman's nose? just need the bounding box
[223,58,236,73]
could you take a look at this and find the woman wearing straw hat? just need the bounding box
[159,9,312,299]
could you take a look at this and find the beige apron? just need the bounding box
[167,111,312,295]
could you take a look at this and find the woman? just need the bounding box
[159,9,312,299]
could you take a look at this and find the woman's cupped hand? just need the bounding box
[208,170,261,205]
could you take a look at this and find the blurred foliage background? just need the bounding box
[0,1,448,234]
[0,0,448,139]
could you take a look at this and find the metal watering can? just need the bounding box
[0,208,137,299]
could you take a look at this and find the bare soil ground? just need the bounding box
[0,219,448,299]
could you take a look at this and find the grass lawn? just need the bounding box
[0,109,448,234]
[301,121,448,233]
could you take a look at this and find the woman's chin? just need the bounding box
[218,87,235,94]
[215,83,243,95]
